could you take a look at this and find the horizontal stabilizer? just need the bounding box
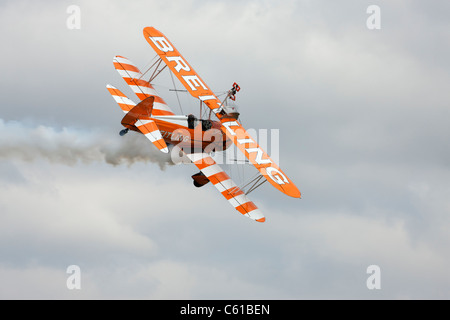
[135,118,169,153]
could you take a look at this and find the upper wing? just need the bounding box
[143,27,301,198]
[143,27,222,112]
[220,120,300,198]
[186,152,265,222]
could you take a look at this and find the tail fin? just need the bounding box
[121,96,154,128]
[106,85,169,153]
[122,96,168,153]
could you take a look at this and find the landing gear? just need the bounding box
[119,128,129,136]
[192,171,210,188]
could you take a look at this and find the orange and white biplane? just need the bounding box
[106,27,300,222]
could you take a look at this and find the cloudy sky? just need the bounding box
[1,0,449,299]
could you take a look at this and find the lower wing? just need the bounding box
[186,152,265,222]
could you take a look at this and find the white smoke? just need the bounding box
[0,119,173,170]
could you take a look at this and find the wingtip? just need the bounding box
[247,209,265,223]
[287,186,301,198]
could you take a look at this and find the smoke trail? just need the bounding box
[0,119,173,170]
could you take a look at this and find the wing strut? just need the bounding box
[243,175,267,195]
[147,59,166,83]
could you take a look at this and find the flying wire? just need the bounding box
[169,69,184,114]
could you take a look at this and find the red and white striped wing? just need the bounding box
[113,55,175,116]
[186,153,265,222]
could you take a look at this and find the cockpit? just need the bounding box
[219,103,240,120]
[187,114,213,131]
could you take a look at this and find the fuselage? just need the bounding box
[130,115,231,151]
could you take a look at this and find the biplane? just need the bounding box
[106,27,300,222]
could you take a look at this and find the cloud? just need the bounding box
[0,0,450,299]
